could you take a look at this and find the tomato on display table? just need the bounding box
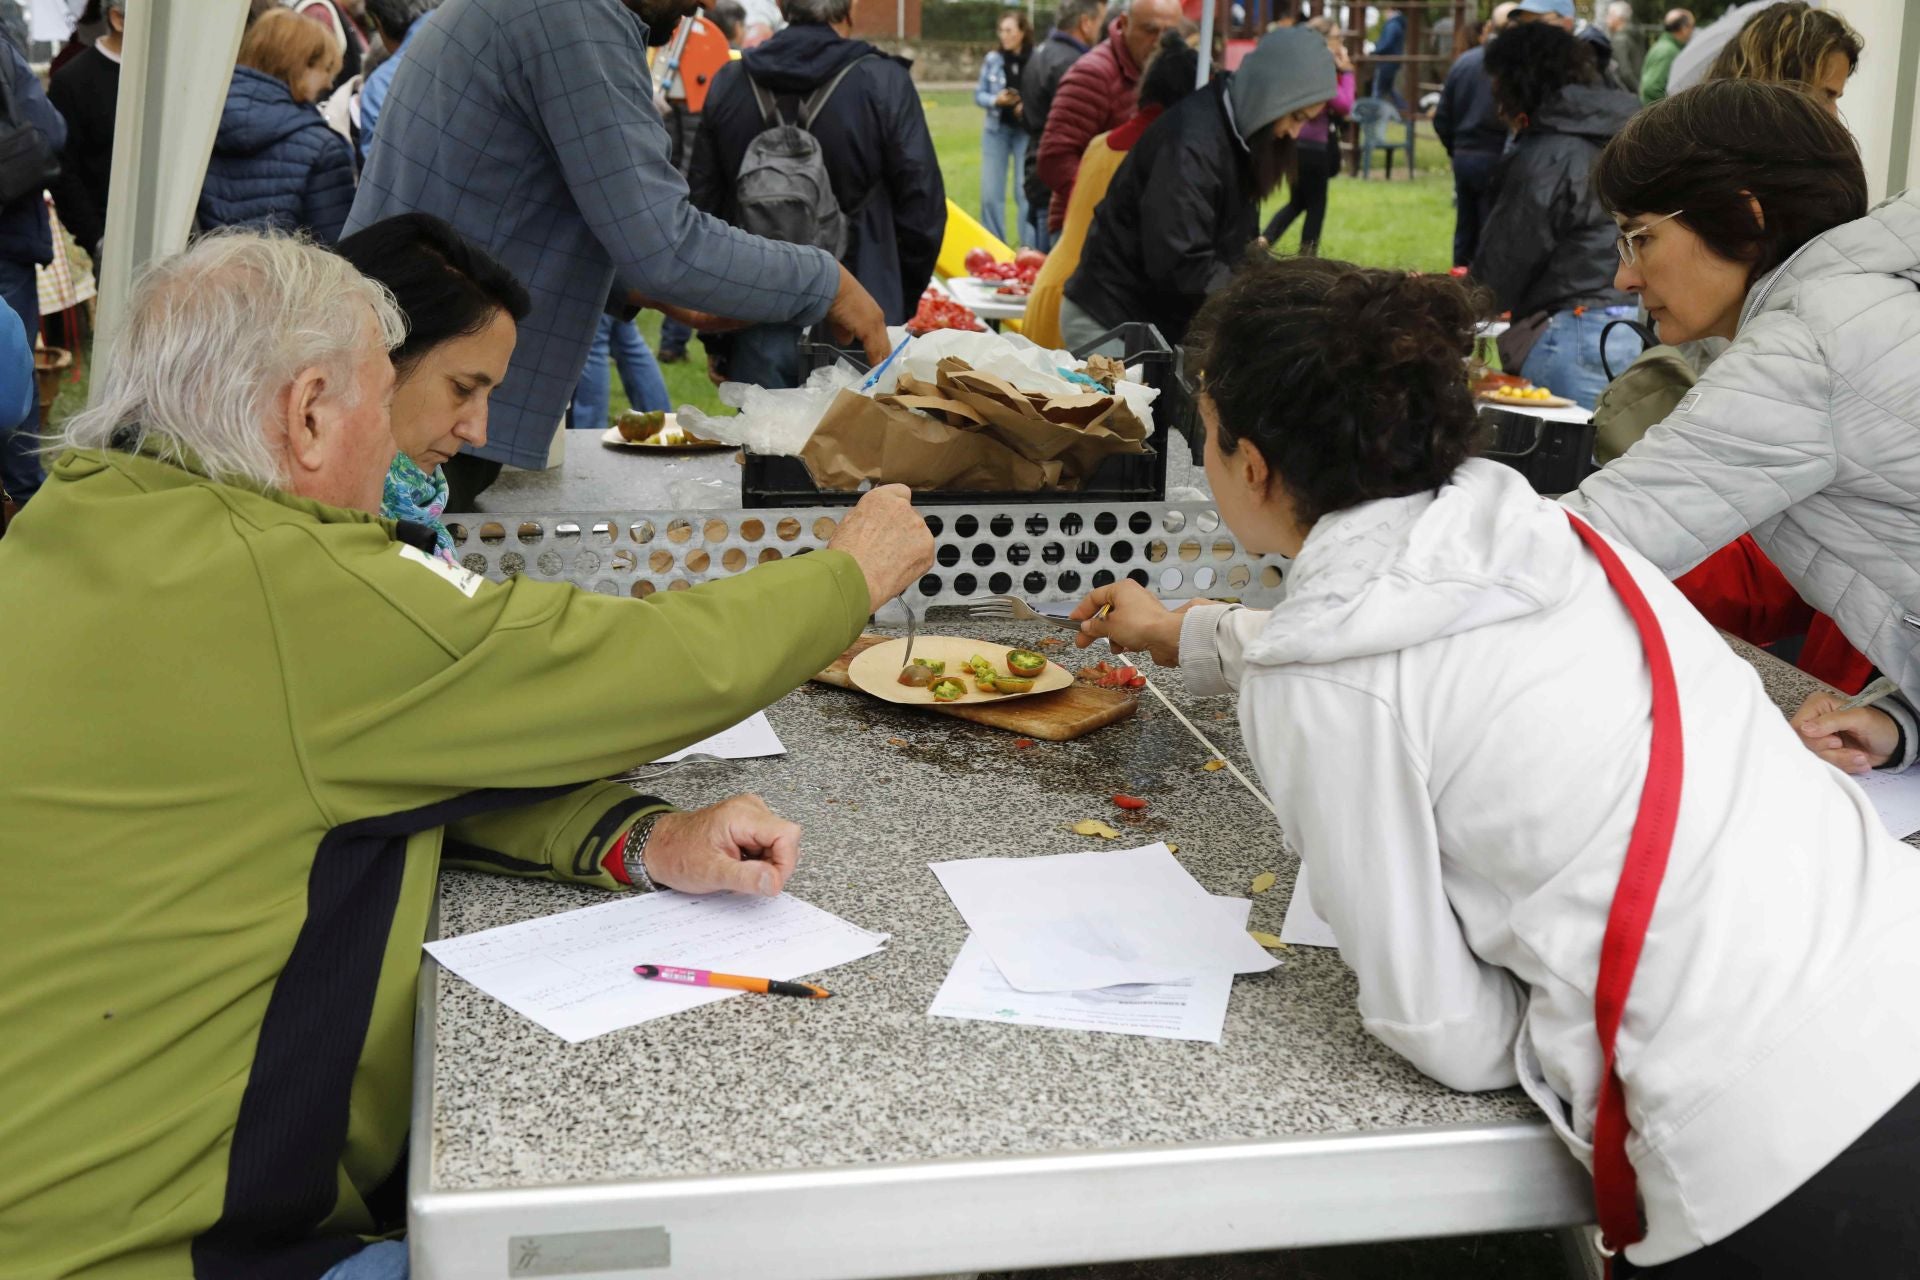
[907,288,985,336]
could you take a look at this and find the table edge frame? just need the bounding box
[410,948,1593,1278]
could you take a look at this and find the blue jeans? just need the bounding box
[1022,209,1050,253]
[981,122,1029,247]
[572,314,671,429]
[727,323,804,390]
[658,315,692,357]
[1520,307,1644,412]
[319,1240,408,1280]
[0,257,40,505]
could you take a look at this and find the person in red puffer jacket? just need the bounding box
[1035,0,1183,234]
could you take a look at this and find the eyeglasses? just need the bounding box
[1615,210,1683,267]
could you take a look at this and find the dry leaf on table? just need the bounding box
[1249,931,1287,949]
[1068,819,1121,839]
[1250,871,1277,894]
[1202,759,1227,772]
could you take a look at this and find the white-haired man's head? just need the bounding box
[1606,0,1632,29]
[62,230,406,513]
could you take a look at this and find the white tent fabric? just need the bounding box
[92,0,246,381]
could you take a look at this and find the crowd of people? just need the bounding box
[2,0,1920,1278]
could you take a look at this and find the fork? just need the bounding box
[900,597,921,670]
[968,595,1106,631]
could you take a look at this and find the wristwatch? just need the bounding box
[622,812,666,892]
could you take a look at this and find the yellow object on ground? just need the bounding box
[1025,130,1128,350]
[937,199,1013,280]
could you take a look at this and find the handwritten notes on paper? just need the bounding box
[1849,766,1920,840]
[424,892,887,1042]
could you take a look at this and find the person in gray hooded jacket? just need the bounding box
[1061,26,1335,349]
[1562,80,1920,775]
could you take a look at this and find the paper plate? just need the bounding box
[1478,389,1577,410]
[847,636,1073,706]
[600,416,732,451]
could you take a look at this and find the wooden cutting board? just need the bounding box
[812,635,1137,741]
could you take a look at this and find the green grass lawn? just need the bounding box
[610,90,1457,421]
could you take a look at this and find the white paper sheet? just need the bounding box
[1851,767,1920,840]
[424,891,888,1042]
[929,898,1257,1043]
[930,843,1279,992]
[1279,864,1339,949]
[651,712,786,763]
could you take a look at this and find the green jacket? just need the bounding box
[1639,32,1683,103]
[0,446,871,1278]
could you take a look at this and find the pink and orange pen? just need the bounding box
[634,963,831,999]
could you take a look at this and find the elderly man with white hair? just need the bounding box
[0,231,931,1279]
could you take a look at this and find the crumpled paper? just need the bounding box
[685,329,1162,481]
[799,353,1148,492]
[876,328,1160,427]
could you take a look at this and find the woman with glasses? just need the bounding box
[1470,22,1643,409]
[1565,78,1920,776]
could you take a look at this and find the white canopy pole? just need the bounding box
[1197,0,1217,86]
[1843,0,1920,200]
[92,0,246,391]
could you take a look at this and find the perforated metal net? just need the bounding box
[444,502,1289,607]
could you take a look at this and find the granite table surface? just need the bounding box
[427,618,1549,1195]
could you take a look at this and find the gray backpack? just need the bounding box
[737,58,872,258]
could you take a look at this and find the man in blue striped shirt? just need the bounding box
[345,0,890,501]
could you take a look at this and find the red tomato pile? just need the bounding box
[907,288,985,336]
[963,247,1047,294]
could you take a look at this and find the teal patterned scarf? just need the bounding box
[382,453,454,559]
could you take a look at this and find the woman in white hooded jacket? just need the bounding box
[1073,257,1920,1276]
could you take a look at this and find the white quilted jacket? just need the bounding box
[1564,188,1920,761]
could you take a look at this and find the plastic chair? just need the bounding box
[1350,96,1416,180]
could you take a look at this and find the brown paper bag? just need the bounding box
[800,390,1063,492]
[932,360,1149,476]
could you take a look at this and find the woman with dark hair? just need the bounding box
[1074,255,1920,1279]
[1025,29,1197,348]
[1471,20,1642,409]
[976,9,1035,246]
[335,213,532,529]
[1705,1,1862,113]
[1564,79,1920,777]
[1061,26,1335,349]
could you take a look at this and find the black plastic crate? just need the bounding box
[1478,405,1597,495]
[742,323,1198,509]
